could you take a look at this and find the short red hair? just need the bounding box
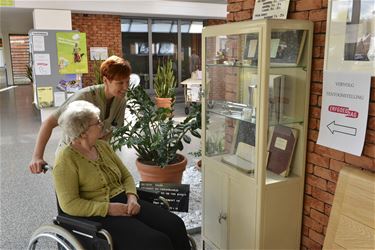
[100,55,132,81]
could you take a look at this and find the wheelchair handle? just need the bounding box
[42,164,53,172]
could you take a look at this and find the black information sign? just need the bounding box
[139,182,190,212]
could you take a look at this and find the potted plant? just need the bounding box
[26,64,33,84]
[111,85,201,183]
[153,59,176,109]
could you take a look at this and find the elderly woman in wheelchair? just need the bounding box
[29,100,192,250]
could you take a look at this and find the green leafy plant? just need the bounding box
[26,64,33,83]
[154,59,176,98]
[111,85,201,168]
[93,57,104,85]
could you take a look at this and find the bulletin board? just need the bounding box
[28,29,84,109]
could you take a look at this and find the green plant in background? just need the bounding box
[111,84,201,168]
[154,59,176,98]
[188,103,202,158]
[93,57,103,85]
[26,65,33,83]
[92,51,113,85]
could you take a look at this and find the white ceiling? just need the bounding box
[1,0,227,36]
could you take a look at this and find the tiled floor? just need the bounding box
[0,85,203,249]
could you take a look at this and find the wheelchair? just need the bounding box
[28,166,197,250]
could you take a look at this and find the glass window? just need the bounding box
[121,18,204,94]
[129,19,148,33]
[152,20,174,33]
[181,21,202,81]
[122,19,150,90]
[152,20,178,80]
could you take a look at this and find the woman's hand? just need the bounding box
[108,203,130,216]
[126,194,141,216]
[29,158,48,174]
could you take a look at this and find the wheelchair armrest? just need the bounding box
[56,214,102,235]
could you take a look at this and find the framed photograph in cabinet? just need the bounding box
[324,0,375,75]
[244,33,259,60]
[270,30,307,66]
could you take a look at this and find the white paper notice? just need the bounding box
[32,36,45,51]
[317,71,371,156]
[54,92,66,107]
[90,47,108,60]
[253,0,290,20]
[34,54,51,75]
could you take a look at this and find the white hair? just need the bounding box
[58,100,101,142]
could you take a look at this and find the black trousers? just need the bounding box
[88,192,191,250]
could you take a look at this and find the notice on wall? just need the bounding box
[32,35,45,51]
[34,54,51,75]
[90,47,108,60]
[54,92,66,107]
[37,86,54,108]
[253,0,290,20]
[317,71,371,156]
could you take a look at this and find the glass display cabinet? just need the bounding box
[201,19,313,249]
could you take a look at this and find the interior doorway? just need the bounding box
[9,35,31,85]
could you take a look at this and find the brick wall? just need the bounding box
[227,0,375,249]
[72,14,122,86]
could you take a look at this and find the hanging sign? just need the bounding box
[317,71,371,156]
[253,0,290,20]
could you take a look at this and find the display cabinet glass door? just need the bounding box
[204,32,260,178]
[265,28,309,180]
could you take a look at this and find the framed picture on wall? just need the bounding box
[324,0,375,75]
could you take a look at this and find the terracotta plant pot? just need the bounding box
[155,97,173,109]
[196,159,202,170]
[136,154,187,183]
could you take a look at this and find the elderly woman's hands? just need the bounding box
[108,203,130,216]
[107,194,140,216]
[126,194,141,216]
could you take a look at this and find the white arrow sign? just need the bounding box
[317,71,371,156]
[327,121,357,136]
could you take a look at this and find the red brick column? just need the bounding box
[72,14,122,87]
[227,0,375,249]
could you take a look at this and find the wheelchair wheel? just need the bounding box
[188,234,197,250]
[28,224,84,250]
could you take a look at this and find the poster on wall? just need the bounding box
[0,0,14,7]
[56,32,88,74]
[57,74,82,93]
[34,54,51,75]
[317,71,371,156]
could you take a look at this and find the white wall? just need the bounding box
[33,9,72,30]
